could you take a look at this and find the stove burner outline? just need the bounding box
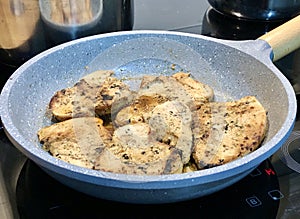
[278,131,300,173]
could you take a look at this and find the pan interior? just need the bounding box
[1,31,291,178]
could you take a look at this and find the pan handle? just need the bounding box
[258,15,300,62]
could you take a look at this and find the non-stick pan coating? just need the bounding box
[0,31,296,203]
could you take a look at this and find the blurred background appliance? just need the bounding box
[0,0,133,87]
[207,0,300,20]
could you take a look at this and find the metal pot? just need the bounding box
[208,0,300,20]
[0,16,299,204]
[0,0,133,67]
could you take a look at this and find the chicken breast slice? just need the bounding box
[49,70,133,121]
[112,93,168,127]
[140,73,214,109]
[172,72,214,104]
[138,75,198,110]
[146,101,194,164]
[38,117,112,169]
[192,96,268,169]
[113,72,214,127]
[94,123,184,175]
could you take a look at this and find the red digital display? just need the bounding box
[264,168,275,176]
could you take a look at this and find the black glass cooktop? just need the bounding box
[16,159,279,219]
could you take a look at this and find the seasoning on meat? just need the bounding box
[146,101,194,164]
[192,96,268,169]
[37,117,112,169]
[138,73,214,110]
[113,73,214,127]
[49,70,133,121]
[38,70,268,175]
[94,123,184,175]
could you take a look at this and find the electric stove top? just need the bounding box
[1,1,300,219]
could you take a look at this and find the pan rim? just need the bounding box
[0,30,297,188]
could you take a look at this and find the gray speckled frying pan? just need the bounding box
[0,16,299,204]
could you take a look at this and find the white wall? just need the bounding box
[133,0,210,30]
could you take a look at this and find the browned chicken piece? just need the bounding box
[49,70,133,121]
[192,96,268,169]
[94,77,134,116]
[40,69,269,175]
[94,123,184,175]
[138,75,198,110]
[38,117,112,169]
[113,94,169,127]
[113,72,214,127]
[146,101,194,164]
[172,72,214,105]
[140,73,214,110]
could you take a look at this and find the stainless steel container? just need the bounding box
[208,0,300,20]
[0,0,133,68]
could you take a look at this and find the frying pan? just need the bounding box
[0,15,299,204]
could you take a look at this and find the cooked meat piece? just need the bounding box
[94,123,184,175]
[140,73,214,110]
[138,75,196,110]
[113,94,168,127]
[41,68,269,175]
[49,70,113,121]
[192,96,268,169]
[95,76,134,116]
[49,70,133,121]
[38,117,112,169]
[172,72,214,105]
[183,161,198,173]
[146,101,194,164]
[113,72,214,127]
[49,80,92,121]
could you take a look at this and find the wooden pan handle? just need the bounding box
[258,15,300,62]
